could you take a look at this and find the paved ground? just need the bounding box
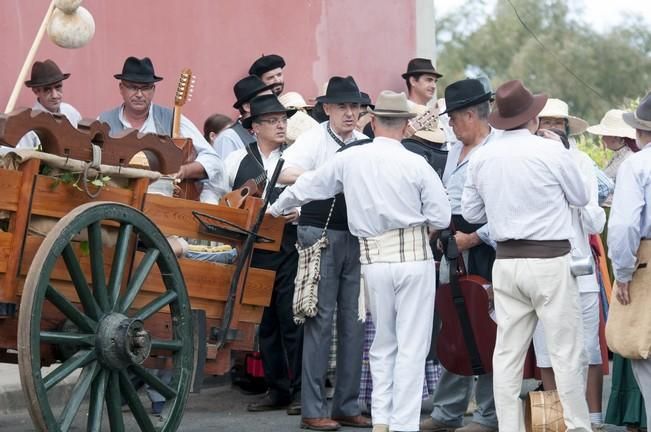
[0,363,631,431]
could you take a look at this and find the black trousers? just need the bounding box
[252,224,303,401]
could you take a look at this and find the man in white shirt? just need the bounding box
[461,80,592,431]
[401,58,443,107]
[223,94,304,415]
[270,91,451,432]
[421,78,498,432]
[608,92,651,423]
[16,59,82,149]
[275,76,371,431]
[98,56,224,203]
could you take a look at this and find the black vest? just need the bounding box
[232,142,284,204]
[230,120,257,147]
[401,138,448,180]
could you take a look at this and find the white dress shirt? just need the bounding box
[116,105,226,202]
[569,148,606,292]
[269,136,451,238]
[442,128,500,246]
[214,127,246,160]
[16,100,82,149]
[461,129,589,242]
[224,145,285,198]
[608,141,651,282]
[282,121,367,172]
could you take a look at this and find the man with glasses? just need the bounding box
[223,94,303,415]
[99,56,224,200]
[16,59,82,149]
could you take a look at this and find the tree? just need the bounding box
[436,0,651,124]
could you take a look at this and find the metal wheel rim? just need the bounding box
[18,201,193,432]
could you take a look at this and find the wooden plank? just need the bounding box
[0,231,14,274]
[0,168,22,212]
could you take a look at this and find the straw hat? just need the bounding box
[586,109,636,139]
[538,98,588,136]
[367,91,416,119]
[278,91,313,110]
[411,104,446,144]
[286,110,319,145]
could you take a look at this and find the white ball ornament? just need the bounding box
[47,6,95,49]
[53,0,83,14]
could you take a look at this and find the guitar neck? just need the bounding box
[172,106,182,138]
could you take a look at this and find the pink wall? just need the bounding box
[1,0,417,129]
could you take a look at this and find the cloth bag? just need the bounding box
[292,199,335,324]
[606,239,651,359]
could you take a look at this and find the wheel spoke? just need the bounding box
[130,363,177,400]
[107,223,133,310]
[58,361,99,431]
[46,285,96,333]
[87,222,109,311]
[151,338,183,352]
[43,349,96,390]
[118,248,160,314]
[40,331,94,346]
[133,290,178,321]
[62,244,101,320]
[87,368,107,432]
[105,371,125,432]
[119,369,156,432]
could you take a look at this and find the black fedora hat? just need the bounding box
[25,59,70,88]
[401,58,443,80]
[316,76,366,104]
[242,94,296,129]
[440,78,493,115]
[232,75,276,109]
[114,57,163,83]
[249,54,286,77]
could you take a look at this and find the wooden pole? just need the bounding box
[4,0,57,113]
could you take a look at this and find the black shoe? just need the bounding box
[286,400,301,415]
[246,393,290,412]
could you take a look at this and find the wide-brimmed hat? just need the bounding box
[367,91,416,119]
[440,78,492,115]
[278,91,313,109]
[623,92,651,132]
[538,98,588,136]
[114,56,162,83]
[316,76,366,104]
[232,75,275,109]
[25,59,70,88]
[286,110,319,145]
[586,109,637,139]
[248,54,285,77]
[242,94,296,129]
[411,104,446,143]
[401,58,443,80]
[488,80,548,130]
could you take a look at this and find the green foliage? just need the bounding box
[436,0,651,125]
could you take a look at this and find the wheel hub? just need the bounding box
[96,313,151,369]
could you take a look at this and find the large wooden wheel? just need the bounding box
[18,202,194,431]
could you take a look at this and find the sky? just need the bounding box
[435,0,651,32]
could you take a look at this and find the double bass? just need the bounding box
[435,228,497,376]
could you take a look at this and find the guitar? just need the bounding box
[435,228,497,376]
[221,172,266,209]
[171,68,202,200]
[405,106,439,138]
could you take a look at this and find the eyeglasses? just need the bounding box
[257,116,288,126]
[121,82,155,93]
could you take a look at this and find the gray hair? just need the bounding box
[374,116,408,129]
[457,101,490,120]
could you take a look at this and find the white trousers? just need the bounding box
[492,255,591,432]
[363,259,436,432]
[631,358,651,424]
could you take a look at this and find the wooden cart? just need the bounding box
[0,109,284,431]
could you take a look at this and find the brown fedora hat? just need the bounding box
[25,59,70,88]
[623,92,651,132]
[401,58,443,80]
[488,80,547,130]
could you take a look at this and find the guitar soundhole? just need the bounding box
[240,187,249,197]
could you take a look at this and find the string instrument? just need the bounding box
[221,172,266,209]
[435,229,496,376]
[171,68,201,200]
[405,106,439,138]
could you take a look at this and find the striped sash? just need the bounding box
[359,225,432,264]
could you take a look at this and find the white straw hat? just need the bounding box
[538,98,588,136]
[411,104,446,144]
[586,109,637,139]
[286,110,318,145]
[278,91,313,109]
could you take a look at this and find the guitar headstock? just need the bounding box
[174,68,195,108]
[408,108,438,133]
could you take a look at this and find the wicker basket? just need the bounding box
[525,390,567,432]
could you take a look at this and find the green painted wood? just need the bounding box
[40,331,94,346]
[118,248,159,314]
[61,244,101,320]
[118,370,156,432]
[86,368,107,432]
[107,223,133,310]
[105,371,125,432]
[58,361,98,431]
[131,363,177,400]
[133,290,178,321]
[45,285,97,333]
[87,221,108,312]
[150,339,183,352]
[43,350,95,391]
